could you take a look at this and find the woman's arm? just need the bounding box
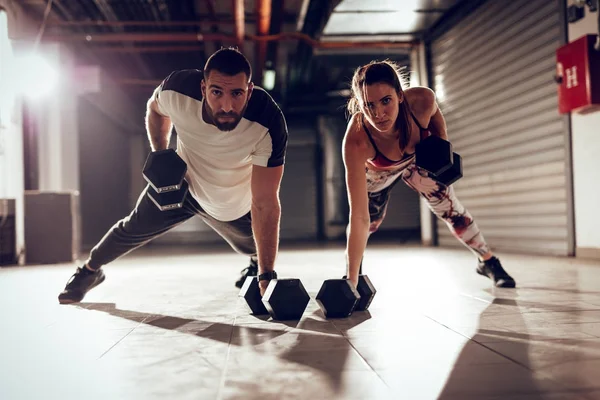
[342,115,371,288]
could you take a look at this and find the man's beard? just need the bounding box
[204,101,247,132]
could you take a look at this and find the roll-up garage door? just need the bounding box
[279,120,320,240]
[430,0,572,255]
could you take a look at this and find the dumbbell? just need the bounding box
[239,275,310,321]
[415,135,463,186]
[436,152,462,186]
[142,149,189,211]
[316,275,377,318]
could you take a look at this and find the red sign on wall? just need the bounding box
[556,34,600,114]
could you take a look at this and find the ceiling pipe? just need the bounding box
[204,0,222,54]
[48,20,237,27]
[88,0,155,80]
[254,0,271,86]
[93,45,209,53]
[233,0,245,49]
[43,31,417,48]
[46,32,234,42]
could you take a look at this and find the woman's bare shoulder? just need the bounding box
[405,86,436,105]
[343,113,371,157]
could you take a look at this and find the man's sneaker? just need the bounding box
[235,258,258,288]
[58,267,106,304]
[476,256,516,288]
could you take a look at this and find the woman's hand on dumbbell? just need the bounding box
[347,274,359,289]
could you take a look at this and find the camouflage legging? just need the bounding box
[367,163,490,258]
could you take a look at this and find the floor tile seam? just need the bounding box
[96,315,157,359]
[330,319,397,393]
[423,314,543,372]
[96,326,138,359]
[215,311,237,400]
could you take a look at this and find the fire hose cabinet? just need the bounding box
[556,34,600,114]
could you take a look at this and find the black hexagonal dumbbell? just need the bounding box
[240,276,310,321]
[142,149,189,211]
[435,152,463,186]
[354,275,377,311]
[415,136,463,186]
[316,279,360,318]
[239,276,268,315]
[262,278,310,321]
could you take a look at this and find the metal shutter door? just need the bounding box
[430,0,572,255]
[279,124,319,240]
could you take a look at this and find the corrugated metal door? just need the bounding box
[279,120,320,240]
[430,0,572,255]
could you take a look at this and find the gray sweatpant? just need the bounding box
[86,185,257,270]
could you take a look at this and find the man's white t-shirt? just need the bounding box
[153,70,288,222]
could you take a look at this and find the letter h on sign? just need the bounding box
[565,66,578,89]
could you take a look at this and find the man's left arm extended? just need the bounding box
[250,164,284,287]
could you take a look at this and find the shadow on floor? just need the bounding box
[435,283,600,399]
[78,302,373,393]
[435,297,540,399]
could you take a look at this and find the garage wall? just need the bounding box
[429,0,573,255]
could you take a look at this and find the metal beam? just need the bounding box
[91,45,208,53]
[48,19,235,27]
[287,0,343,93]
[233,0,244,48]
[204,0,222,53]
[89,0,154,79]
[44,15,298,25]
[254,0,271,85]
[46,32,234,42]
[43,31,416,49]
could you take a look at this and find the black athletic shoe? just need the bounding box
[476,256,516,288]
[235,258,258,288]
[58,267,106,304]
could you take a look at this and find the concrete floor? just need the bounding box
[1,242,600,400]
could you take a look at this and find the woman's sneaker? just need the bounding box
[58,267,106,304]
[476,256,516,288]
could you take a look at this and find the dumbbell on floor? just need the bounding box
[142,149,189,211]
[239,274,310,321]
[316,275,377,318]
[415,135,463,186]
[352,275,377,311]
[316,279,360,318]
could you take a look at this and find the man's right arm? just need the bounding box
[145,86,173,151]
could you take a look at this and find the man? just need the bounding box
[58,47,288,304]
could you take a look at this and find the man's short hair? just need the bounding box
[203,47,252,81]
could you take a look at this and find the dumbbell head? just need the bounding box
[316,279,360,319]
[147,179,189,211]
[435,152,463,186]
[239,276,269,315]
[355,275,377,311]
[261,278,310,321]
[143,149,187,193]
[415,135,454,176]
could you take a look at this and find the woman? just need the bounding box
[342,60,515,289]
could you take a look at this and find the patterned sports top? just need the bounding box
[364,111,430,193]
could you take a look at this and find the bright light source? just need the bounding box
[434,74,446,103]
[0,10,15,124]
[12,53,59,100]
[262,69,276,91]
